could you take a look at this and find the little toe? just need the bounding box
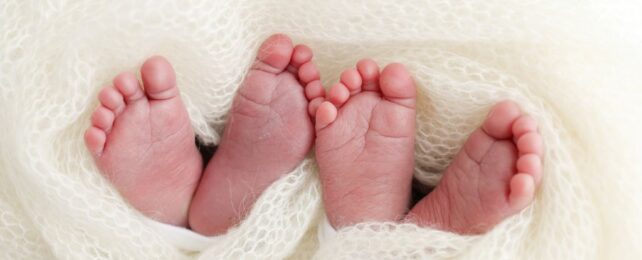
[141,56,180,100]
[379,63,416,109]
[340,68,363,95]
[508,173,535,211]
[98,86,125,114]
[253,34,294,74]
[298,61,320,84]
[517,132,543,157]
[290,44,313,69]
[357,58,380,92]
[91,106,115,132]
[308,97,325,117]
[84,127,107,156]
[482,100,522,139]
[113,72,145,103]
[327,83,350,107]
[517,154,542,185]
[305,80,325,100]
[315,101,337,131]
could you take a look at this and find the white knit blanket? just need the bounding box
[1,0,641,259]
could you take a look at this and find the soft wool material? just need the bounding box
[1,0,641,259]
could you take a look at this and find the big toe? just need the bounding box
[141,56,179,100]
[482,100,522,139]
[253,34,294,73]
[379,63,416,108]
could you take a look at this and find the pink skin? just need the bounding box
[84,56,202,227]
[188,34,323,235]
[85,38,541,235]
[314,60,417,228]
[315,60,543,234]
[406,101,543,234]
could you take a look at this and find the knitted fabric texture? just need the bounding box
[1,0,641,259]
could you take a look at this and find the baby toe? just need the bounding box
[113,72,145,102]
[517,154,542,185]
[308,97,325,117]
[84,127,107,156]
[340,68,362,95]
[512,115,538,139]
[517,132,543,156]
[315,101,337,131]
[379,63,416,109]
[91,106,115,132]
[98,86,125,115]
[141,56,179,100]
[482,100,521,140]
[508,173,535,211]
[305,80,325,100]
[357,59,380,92]
[298,61,320,84]
[253,34,294,73]
[290,44,313,69]
[327,83,350,107]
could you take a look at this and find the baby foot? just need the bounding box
[407,101,543,234]
[188,34,323,235]
[314,60,416,228]
[84,56,202,226]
